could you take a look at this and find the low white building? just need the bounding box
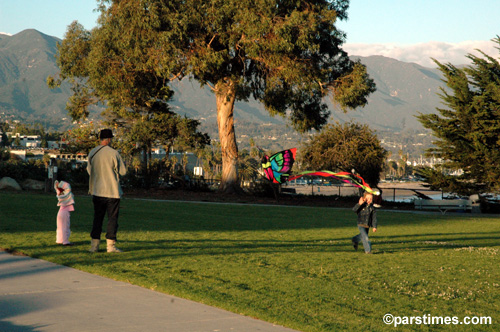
[11,134,42,148]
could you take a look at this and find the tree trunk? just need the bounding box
[215,81,241,194]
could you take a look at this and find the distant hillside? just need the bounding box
[329,56,445,131]
[0,29,446,133]
[0,29,75,129]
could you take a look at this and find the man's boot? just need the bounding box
[89,239,100,253]
[107,239,123,253]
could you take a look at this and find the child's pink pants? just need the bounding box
[56,205,73,245]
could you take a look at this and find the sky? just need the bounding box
[1,0,499,68]
[338,0,500,67]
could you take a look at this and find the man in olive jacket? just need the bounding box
[87,129,127,253]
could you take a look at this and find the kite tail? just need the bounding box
[288,171,379,195]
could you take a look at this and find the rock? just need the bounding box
[22,179,45,190]
[0,177,22,191]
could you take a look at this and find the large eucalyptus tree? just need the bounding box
[55,0,375,193]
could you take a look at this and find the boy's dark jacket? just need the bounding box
[353,203,378,228]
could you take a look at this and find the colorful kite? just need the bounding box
[261,147,379,196]
[261,148,297,184]
[288,170,380,195]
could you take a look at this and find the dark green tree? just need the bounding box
[0,122,10,147]
[114,103,209,187]
[417,37,500,195]
[63,0,374,193]
[0,147,9,161]
[300,122,387,187]
[197,142,223,180]
[50,19,209,187]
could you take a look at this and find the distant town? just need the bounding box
[1,112,445,181]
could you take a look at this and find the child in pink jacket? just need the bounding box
[55,180,75,246]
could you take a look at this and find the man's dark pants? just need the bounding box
[91,196,120,240]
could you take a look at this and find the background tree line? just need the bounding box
[1,117,388,194]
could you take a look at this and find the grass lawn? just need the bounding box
[0,192,499,331]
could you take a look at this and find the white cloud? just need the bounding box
[344,40,499,68]
[0,32,12,36]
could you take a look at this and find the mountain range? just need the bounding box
[0,29,447,133]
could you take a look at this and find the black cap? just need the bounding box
[99,129,114,139]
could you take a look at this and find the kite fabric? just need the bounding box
[261,148,297,184]
[288,171,380,195]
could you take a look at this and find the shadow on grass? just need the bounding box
[12,230,499,269]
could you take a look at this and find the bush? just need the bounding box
[0,160,46,182]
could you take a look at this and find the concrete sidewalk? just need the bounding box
[0,251,300,332]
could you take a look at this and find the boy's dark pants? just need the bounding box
[91,196,120,241]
